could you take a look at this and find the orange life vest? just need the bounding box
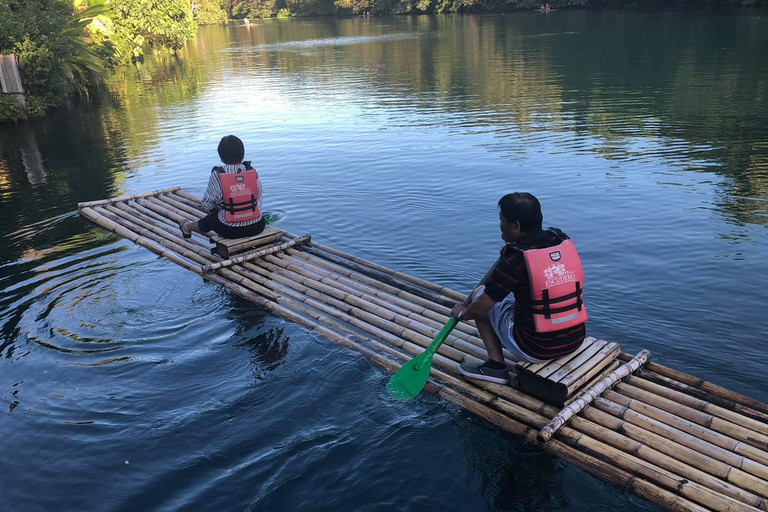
[218,166,261,223]
[522,237,587,333]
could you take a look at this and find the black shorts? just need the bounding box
[197,213,266,239]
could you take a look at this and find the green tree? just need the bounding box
[192,0,228,24]
[101,0,197,63]
[0,0,104,117]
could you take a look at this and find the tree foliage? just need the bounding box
[193,0,229,24]
[0,0,201,120]
[98,0,197,64]
[0,0,103,113]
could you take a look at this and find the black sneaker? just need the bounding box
[459,361,510,385]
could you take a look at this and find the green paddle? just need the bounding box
[263,211,283,225]
[386,258,500,401]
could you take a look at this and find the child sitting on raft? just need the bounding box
[179,135,265,239]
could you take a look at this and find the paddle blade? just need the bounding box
[386,351,434,401]
[386,318,458,401]
[262,211,284,225]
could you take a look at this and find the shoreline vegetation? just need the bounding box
[1,0,765,123]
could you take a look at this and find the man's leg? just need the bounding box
[466,285,505,364]
[474,314,506,365]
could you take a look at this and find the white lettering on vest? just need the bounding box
[543,263,576,288]
[229,183,252,197]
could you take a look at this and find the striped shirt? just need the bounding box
[201,162,263,227]
[484,228,586,360]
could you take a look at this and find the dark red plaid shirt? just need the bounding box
[484,228,586,360]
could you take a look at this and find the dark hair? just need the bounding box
[498,192,543,232]
[218,135,245,165]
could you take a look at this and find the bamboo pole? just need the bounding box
[627,376,768,437]
[241,258,475,365]
[281,230,467,302]
[199,237,768,512]
[637,369,768,425]
[619,353,768,416]
[261,252,500,361]
[428,366,765,512]
[77,187,181,208]
[286,247,457,319]
[616,382,768,451]
[79,194,768,512]
[81,207,203,274]
[174,189,206,204]
[604,390,768,467]
[94,201,706,512]
[155,192,209,218]
[279,249,483,340]
[202,236,311,273]
[167,191,207,211]
[538,350,651,443]
[592,396,768,483]
[564,360,621,406]
[294,243,457,308]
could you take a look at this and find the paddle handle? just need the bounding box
[416,257,500,368]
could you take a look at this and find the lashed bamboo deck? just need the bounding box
[78,187,768,512]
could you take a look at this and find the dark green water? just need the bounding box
[1,12,767,511]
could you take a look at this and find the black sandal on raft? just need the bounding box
[178,220,192,239]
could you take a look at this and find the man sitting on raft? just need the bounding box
[179,135,266,239]
[451,192,587,384]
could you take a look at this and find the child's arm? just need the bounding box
[201,170,223,213]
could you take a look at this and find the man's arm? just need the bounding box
[451,292,497,322]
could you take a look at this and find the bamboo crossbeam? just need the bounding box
[538,350,651,443]
[202,236,311,273]
[77,187,181,208]
[564,360,621,407]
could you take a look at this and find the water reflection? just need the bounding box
[1,12,767,512]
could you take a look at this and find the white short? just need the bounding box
[474,286,549,364]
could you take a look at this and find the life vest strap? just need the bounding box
[534,282,583,319]
[530,287,581,306]
[225,194,258,213]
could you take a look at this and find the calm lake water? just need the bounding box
[1,11,767,512]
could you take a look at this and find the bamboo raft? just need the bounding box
[78,187,768,512]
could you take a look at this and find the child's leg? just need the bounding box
[181,219,206,236]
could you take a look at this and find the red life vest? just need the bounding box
[218,168,261,223]
[522,238,587,333]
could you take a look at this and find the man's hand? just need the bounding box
[451,303,467,320]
